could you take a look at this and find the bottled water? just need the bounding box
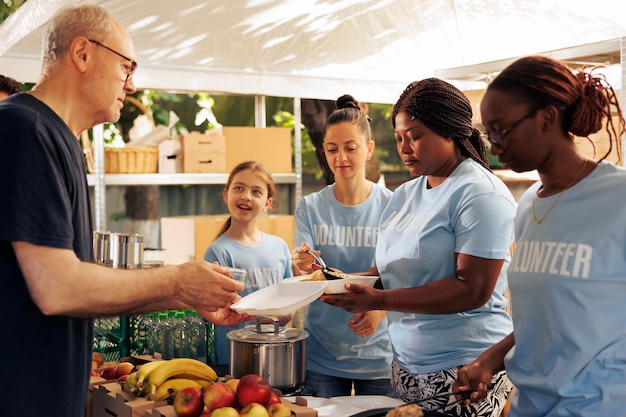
[153,311,172,359]
[137,314,154,355]
[171,310,189,358]
[186,310,208,363]
[146,312,160,356]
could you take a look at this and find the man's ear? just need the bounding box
[70,37,92,73]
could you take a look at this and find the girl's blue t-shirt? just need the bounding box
[204,232,292,365]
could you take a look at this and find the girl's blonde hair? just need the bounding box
[214,161,277,240]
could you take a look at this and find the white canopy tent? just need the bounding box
[1,0,625,104]
[2,0,625,231]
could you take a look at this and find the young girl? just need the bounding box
[204,160,293,368]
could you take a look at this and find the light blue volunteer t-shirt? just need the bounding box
[204,232,292,365]
[506,161,626,417]
[294,182,394,379]
[376,158,516,374]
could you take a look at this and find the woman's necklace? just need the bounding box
[532,158,588,224]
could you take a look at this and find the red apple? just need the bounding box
[117,374,129,383]
[101,366,117,380]
[225,378,240,393]
[266,391,281,406]
[173,386,205,417]
[115,362,135,378]
[203,381,236,411]
[211,406,240,417]
[90,370,100,377]
[240,402,270,417]
[236,374,271,407]
[267,402,291,417]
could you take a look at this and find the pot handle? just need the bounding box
[255,316,280,334]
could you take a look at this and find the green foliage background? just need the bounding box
[1,0,403,174]
[1,0,26,22]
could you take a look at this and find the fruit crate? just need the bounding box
[92,381,167,417]
[93,313,216,365]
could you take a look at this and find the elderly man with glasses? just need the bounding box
[0,5,248,417]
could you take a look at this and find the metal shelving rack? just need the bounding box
[89,96,303,232]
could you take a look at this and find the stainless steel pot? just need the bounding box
[93,231,144,268]
[227,316,309,390]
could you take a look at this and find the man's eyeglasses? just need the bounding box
[89,39,137,83]
[483,112,535,150]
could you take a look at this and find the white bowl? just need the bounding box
[282,274,379,294]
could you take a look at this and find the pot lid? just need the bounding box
[227,316,309,343]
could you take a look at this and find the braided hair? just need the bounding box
[392,77,490,170]
[487,55,625,163]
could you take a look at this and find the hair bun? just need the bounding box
[336,94,360,111]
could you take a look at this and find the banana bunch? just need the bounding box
[123,358,218,402]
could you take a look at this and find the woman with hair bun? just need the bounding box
[454,55,626,416]
[291,94,394,398]
[322,79,516,416]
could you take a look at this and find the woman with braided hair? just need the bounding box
[454,56,626,416]
[322,78,516,416]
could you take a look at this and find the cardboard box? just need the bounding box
[223,126,292,173]
[158,137,184,173]
[182,131,227,173]
[284,397,318,417]
[183,152,227,173]
[160,214,295,265]
[143,398,317,417]
[92,382,167,417]
[85,376,108,417]
[143,405,177,417]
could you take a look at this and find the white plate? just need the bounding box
[284,397,361,417]
[331,395,406,410]
[286,396,404,417]
[231,281,326,315]
[314,403,362,417]
[283,274,379,294]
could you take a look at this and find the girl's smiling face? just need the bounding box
[223,168,272,221]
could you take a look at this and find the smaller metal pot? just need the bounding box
[93,231,144,268]
[228,316,309,390]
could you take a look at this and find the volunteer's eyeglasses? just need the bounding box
[89,39,137,83]
[483,112,535,150]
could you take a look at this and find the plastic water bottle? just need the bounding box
[153,311,172,359]
[137,313,154,354]
[171,310,189,358]
[146,312,160,356]
[186,310,208,363]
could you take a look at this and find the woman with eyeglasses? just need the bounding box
[322,78,516,416]
[454,55,626,416]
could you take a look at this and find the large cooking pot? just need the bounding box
[227,316,309,390]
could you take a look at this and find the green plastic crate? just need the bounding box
[92,312,216,365]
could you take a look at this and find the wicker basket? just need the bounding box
[104,146,158,173]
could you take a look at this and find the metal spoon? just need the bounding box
[307,249,343,280]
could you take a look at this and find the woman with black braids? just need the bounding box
[454,56,626,416]
[322,78,516,416]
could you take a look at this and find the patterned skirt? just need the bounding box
[391,359,512,417]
